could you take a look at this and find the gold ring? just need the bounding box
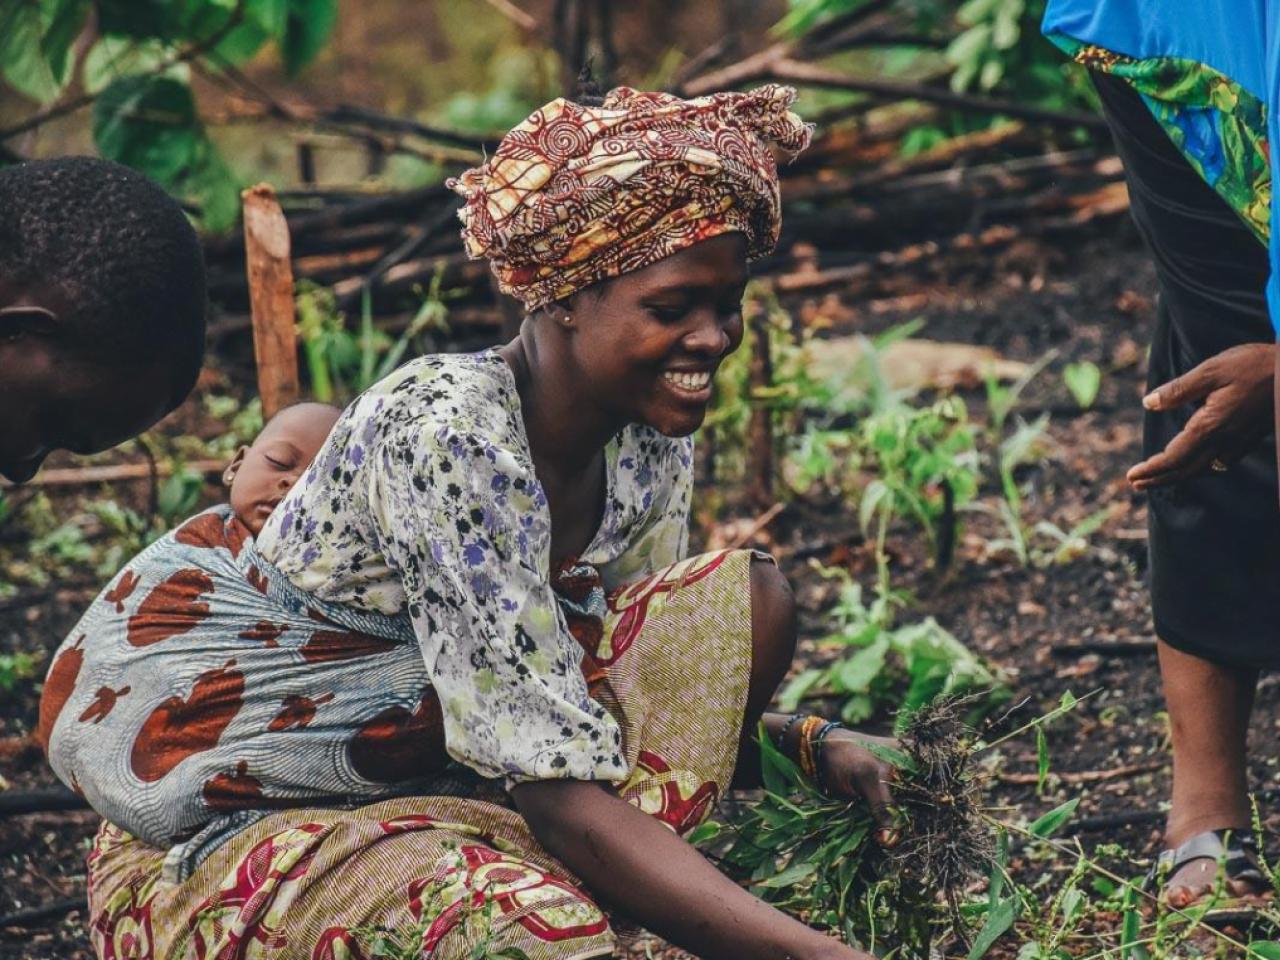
[1211,458,1229,473]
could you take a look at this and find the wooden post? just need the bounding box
[242,184,301,419]
[748,312,775,507]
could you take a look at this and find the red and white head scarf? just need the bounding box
[449,84,812,310]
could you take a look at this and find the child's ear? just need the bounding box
[223,447,247,488]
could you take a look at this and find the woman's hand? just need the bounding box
[1127,343,1275,490]
[818,729,898,845]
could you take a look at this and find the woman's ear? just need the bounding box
[223,447,247,488]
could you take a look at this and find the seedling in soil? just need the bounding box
[1063,361,1102,410]
[778,564,1005,728]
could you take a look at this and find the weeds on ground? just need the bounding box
[711,690,1280,958]
[703,696,1082,957]
[0,651,40,693]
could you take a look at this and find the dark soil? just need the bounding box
[4,215,1274,959]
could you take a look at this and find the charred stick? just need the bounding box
[0,896,84,929]
[320,105,494,151]
[769,59,1108,130]
[0,787,89,818]
[0,459,225,490]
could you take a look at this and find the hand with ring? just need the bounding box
[1126,343,1275,490]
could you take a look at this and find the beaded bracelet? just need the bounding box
[774,712,803,751]
[797,716,825,781]
[811,720,845,792]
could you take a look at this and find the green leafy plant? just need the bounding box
[704,700,992,956]
[0,651,41,693]
[296,272,456,404]
[778,564,1004,727]
[1,0,339,230]
[857,396,980,586]
[1063,360,1102,410]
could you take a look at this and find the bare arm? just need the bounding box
[512,779,869,960]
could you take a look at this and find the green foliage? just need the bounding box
[778,564,1005,728]
[775,0,1096,141]
[296,272,457,404]
[1,0,340,230]
[0,0,90,103]
[709,720,939,955]
[0,650,41,693]
[1062,360,1102,410]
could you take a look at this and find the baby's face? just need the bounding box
[226,403,340,536]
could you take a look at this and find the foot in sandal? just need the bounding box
[1154,829,1271,913]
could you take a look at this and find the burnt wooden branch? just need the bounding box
[338,200,465,309]
[0,459,225,490]
[0,787,89,818]
[0,896,84,929]
[770,59,1108,130]
[320,105,495,151]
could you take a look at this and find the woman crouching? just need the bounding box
[43,85,893,960]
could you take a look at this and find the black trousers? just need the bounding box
[1093,70,1280,669]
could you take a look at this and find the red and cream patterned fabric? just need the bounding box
[448,84,812,310]
[82,549,757,960]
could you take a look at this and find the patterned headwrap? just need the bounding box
[448,84,813,310]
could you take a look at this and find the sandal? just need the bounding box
[1147,829,1271,925]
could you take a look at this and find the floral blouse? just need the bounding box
[256,351,694,785]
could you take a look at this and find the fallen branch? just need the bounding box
[0,786,89,818]
[0,896,83,930]
[769,58,1108,130]
[1051,639,1157,658]
[0,459,225,490]
[728,502,788,550]
[996,760,1165,786]
[482,0,538,31]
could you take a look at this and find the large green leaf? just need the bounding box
[40,0,91,90]
[92,75,200,183]
[1028,796,1079,838]
[0,1,61,102]
[82,36,177,95]
[182,0,272,66]
[967,897,1017,960]
[282,0,338,75]
[96,0,184,39]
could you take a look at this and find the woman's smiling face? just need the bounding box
[563,233,748,438]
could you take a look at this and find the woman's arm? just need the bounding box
[512,778,870,960]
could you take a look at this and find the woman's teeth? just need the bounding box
[664,370,711,392]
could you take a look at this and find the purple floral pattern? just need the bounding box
[257,351,693,784]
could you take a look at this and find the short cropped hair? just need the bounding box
[0,156,208,409]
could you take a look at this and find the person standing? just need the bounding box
[1043,1,1279,910]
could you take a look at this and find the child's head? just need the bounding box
[0,157,207,484]
[224,402,341,535]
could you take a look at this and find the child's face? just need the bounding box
[225,403,340,536]
[0,294,172,484]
